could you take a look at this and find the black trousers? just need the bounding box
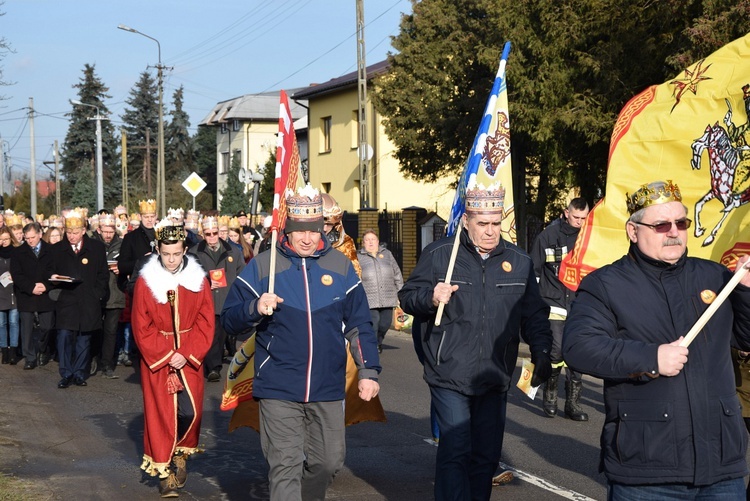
[204,314,226,375]
[19,311,54,364]
[100,308,122,371]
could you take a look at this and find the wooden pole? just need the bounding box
[680,262,749,347]
[268,228,278,294]
[434,223,463,326]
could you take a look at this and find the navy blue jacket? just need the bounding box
[221,234,380,402]
[399,230,552,395]
[563,245,750,485]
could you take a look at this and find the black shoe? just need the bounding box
[58,377,72,389]
[37,353,50,366]
[101,369,119,379]
[73,377,87,387]
[24,360,36,370]
[89,359,98,376]
[378,344,383,354]
[207,371,220,382]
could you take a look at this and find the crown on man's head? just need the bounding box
[155,218,186,242]
[218,215,231,228]
[99,214,116,227]
[284,184,324,234]
[626,180,682,215]
[465,181,505,214]
[228,216,241,230]
[114,205,127,216]
[138,199,157,215]
[65,210,85,229]
[5,212,23,227]
[35,214,44,223]
[201,216,219,230]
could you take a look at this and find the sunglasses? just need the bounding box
[204,231,218,236]
[634,218,692,233]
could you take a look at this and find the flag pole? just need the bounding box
[679,262,749,347]
[435,224,462,326]
[268,229,278,294]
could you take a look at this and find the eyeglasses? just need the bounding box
[634,218,692,233]
[204,231,218,236]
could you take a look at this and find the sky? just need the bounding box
[0,0,412,182]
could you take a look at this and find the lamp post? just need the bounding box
[70,99,105,210]
[118,24,166,217]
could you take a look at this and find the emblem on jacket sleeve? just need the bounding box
[502,261,512,272]
[321,274,333,286]
[82,258,88,265]
[700,289,716,304]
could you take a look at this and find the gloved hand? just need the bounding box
[530,351,552,388]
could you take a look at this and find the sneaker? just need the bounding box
[492,469,514,486]
[123,356,133,367]
[102,369,119,379]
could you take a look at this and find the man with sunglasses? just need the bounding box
[563,180,750,500]
[189,215,244,382]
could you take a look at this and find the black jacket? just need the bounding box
[398,230,552,395]
[563,245,750,485]
[189,239,245,314]
[530,218,580,314]
[51,235,109,332]
[117,225,155,278]
[11,240,55,313]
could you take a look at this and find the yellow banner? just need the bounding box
[561,34,750,288]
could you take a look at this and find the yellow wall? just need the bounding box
[308,88,454,219]
[215,121,276,211]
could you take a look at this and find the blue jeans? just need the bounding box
[607,478,746,500]
[430,386,508,501]
[0,308,19,348]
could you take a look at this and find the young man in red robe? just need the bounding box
[131,219,214,497]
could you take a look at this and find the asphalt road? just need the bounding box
[0,330,633,500]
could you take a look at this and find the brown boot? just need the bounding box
[159,473,179,498]
[173,454,187,488]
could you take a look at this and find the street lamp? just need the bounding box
[70,99,105,211]
[118,24,166,217]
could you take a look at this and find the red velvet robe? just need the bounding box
[132,254,214,477]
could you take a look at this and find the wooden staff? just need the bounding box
[435,224,463,326]
[679,262,750,347]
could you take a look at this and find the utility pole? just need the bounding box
[356,0,370,209]
[29,97,37,217]
[121,128,128,209]
[54,141,61,215]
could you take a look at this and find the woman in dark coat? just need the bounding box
[0,227,20,364]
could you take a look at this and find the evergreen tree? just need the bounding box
[259,150,276,214]
[192,125,217,205]
[68,167,97,210]
[374,0,750,221]
[60,63,119,208]
[218,153,249,215]
[165,85,192,180]
[121,70,160,200]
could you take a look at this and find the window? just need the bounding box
[322,182,331,194]
[351,111,359,149]
[220,152,230,174]
[220,122,228,134]
[232,119,240,132]
[321,116,332,153]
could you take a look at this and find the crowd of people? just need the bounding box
[4,177,750,501]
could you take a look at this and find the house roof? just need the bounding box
[200,88,307,126]
[292,59,390,100]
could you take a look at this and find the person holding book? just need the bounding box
[189,215,245,382]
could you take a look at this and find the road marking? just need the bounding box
[497,461,597,501]
[422,437,596,500]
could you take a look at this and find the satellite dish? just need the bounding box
[238,168,248,183]
[357,144,374,162]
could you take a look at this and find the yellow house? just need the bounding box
[200,91,307,212]
[292,61,454,218]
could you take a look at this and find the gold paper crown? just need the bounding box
[114,205,127,216]
[217,215,230,228]
[168,207,185,221]
[65,210,85,229]
[138,199,157,214]
[6,213,23,227]
[88,216,99,228]
[99,214,116,227]
[155,219,186,241]
[228,216,241,230]
[626,180,682,215]
[286,184,323,221]
[48,215,63,229]
[465,183,506,214]
[129,213,141,223]
[202,216,219,229]
[35,214,44,223]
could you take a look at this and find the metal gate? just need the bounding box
[378,210,403,269]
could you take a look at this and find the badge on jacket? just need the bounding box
[82,258,88,265]
[502,261,512,272]
[321,275,333,286]
[700,289,716,304]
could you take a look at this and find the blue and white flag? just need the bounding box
[446,41,515,242]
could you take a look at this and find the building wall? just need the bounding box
[307,88,454,219]
[215,121,277,211]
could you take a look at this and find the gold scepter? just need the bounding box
[166,289,184,394]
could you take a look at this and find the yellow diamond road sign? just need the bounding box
[182,172,207,197]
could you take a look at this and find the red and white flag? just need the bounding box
[272,90,302,235]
